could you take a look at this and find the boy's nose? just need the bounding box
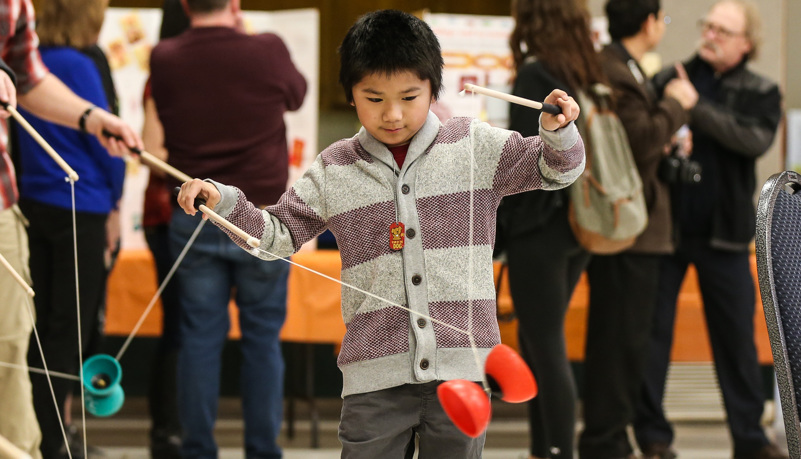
[383,104,402,122]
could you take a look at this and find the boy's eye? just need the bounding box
[402,96,418,101]
[367,97,383,103]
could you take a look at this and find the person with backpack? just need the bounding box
[499,0,606,457]
[577,1,698,458]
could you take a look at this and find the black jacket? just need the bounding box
[653,55,782,251]
[498,60,571,241]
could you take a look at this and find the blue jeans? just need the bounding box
[170,210,289,458]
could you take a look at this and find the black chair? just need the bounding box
[756,170,801,458]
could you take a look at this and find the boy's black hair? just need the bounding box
[605,0,661,41]
[338,10,444,103]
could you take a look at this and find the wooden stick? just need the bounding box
[0,432,32,459]
[6,105,79,182]
[0,252,34,297]
[139,150,192,183]
[461,83,562,115]
[198,203,260,248]
[101,130,260,248]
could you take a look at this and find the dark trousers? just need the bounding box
[579,253,661,459]
[145,224,182,441]
[21,199,107,459]
[506,205,590,459]
[634,237,769,457]
[170,210,289,459]
[339,381,486,458]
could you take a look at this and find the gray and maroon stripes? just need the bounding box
[428,299,501,348]
[435,117,472,144]
[321,138,374,167]
[493,133,545,195]
[215,188,267,252]
[337,306,410,366]
[416,190,499,249]
[541,136,585,174]
[267,187,326,252]
[335,299,501,366]
[327,200,397,269]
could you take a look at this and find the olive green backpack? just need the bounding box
[568,83,648,254]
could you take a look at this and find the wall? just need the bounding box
[111,0,794,185]
[110,0,511,110]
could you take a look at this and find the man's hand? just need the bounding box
[105,209,121,269]
[664,63,699,111]
[177,178,221,218]
[84,107,143,157]
[541,89,580,131]
[0,71,17,118]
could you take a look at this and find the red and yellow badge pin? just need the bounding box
[389,222,405,251]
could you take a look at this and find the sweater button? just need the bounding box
[412,274,422,285]
[420,359,429,370]
[401,184,410,194]
[407,228,416,238]
[417,318,426,328]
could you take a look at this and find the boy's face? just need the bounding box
[351,71,434,148]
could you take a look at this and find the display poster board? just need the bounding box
[424,12,514,127]
[98,8,319,250]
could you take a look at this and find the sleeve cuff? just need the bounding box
[538,117,578,151]
[206,179,237,218]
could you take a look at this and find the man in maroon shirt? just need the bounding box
[149,0,306,457]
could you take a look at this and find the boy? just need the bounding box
[177,9,583,458]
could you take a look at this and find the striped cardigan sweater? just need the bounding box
[211,111,584,397]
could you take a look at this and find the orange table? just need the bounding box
[106,248,773,447]
[105,249,346,342]
[106,249,772,363]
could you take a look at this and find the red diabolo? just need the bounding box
[437,379,491,438]
[484,343,538,403]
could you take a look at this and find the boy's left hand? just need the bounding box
[540,89,579,132]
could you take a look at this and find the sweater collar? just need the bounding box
[357,111,442,170]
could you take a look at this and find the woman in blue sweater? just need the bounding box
[15,0,125,457]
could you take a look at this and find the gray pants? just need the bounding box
[339,381,486,458]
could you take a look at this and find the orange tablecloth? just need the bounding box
[105,249,772,363]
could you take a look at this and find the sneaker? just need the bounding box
[734,443,789,459]
[641,443,677,459]
[150,433,182,459]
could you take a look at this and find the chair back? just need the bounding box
[756,170,801,457]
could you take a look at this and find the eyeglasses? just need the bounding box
[697,19,745,39]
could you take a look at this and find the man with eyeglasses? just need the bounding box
[634,1,784,459]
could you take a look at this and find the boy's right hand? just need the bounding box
[177,178,221,218]
[541,89,579,131]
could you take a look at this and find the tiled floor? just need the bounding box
[68,395,788,459]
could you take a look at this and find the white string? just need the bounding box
[23,269,72,459]
[69,179,87,459]
[115,218,207,361]
[465,91,488,392]
[251,246,472,336]
[0,361,80,381]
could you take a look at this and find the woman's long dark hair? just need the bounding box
[509,0,607,92]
